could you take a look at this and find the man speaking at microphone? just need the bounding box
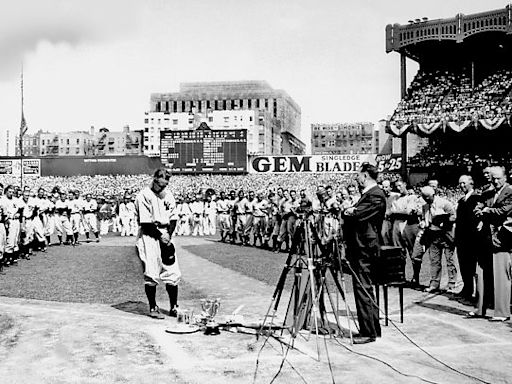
[344,163,386,344]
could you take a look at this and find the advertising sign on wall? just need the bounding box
[374,154,403,173]
[0,159,39,176]
[22,159,41,177]
[249,154,376,174]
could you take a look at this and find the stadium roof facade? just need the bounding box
[386,5,512,63]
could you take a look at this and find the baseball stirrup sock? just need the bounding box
[166,284,178,309]
[145,285,157,309]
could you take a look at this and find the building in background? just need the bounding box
[149,80,302,154]
[311,122,375,155]
[15,131,41,156]
[15,126,142,157]
[143,109,281,156]
[281,131,306,155]
[92,126,143,156]
[38,131,94,156]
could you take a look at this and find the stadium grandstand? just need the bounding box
[386,5,512,186]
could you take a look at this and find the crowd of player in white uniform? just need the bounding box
[0,183,140,270]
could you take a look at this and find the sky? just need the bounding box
[0,0,508,153]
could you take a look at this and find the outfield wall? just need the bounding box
[0,156,163,177]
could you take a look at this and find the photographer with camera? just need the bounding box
[419,186,458,293]
[343,163,386,344]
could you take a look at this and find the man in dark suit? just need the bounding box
[344,163,386,344]
[455,175,482,303]
[476,166,512,321]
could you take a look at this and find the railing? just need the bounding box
[386,5,512,53]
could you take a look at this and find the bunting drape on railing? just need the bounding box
[388,123,411,136]
[447,120,472,133]
[479,117,506,130]
[416,122,442,135]
[387,117,511,137]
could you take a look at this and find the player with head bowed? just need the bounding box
[135,168,181,319]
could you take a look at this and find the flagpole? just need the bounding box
[20,65,24,190]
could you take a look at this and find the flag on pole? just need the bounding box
[20,65,28,140]
[20,110,28,137]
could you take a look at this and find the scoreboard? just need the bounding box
[160,127,248,174]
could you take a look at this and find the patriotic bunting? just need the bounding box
[447,120,472,133]
[479,117,506,130]
[387,118,510,137]
[388,123,411,136]
[416,122,442,135]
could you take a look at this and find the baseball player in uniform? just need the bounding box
[203,195,217,236]
[44,193,57,246]
[83,193,100,242]
[1,185,22,265]
[119,195,131,237]
[69,191,84,245]
[127,196,138,236]
[55,191,73,245]
[0,184,6,269]
[216,191,231,242]
[19,189,38,258]
[34,188,50,251]
[135,169,181,319]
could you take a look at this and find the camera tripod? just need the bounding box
[259,212,358,359]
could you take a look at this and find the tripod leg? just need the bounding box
[258,251,298,337]
[303,222,321,360]
[332,239,361,337]
[327,265,355,343]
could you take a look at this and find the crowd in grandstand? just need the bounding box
[392,68,512,125]
[408,145,512,182]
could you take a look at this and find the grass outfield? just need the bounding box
[181,237,438,295]
[0,237,205,311]
[182,239,355,293]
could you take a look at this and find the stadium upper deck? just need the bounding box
[386,5,512,68]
